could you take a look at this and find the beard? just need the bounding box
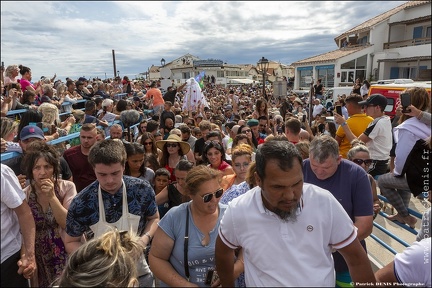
[274,206,298,223]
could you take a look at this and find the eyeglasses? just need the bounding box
[352,159,373,166]
[144,142,153,146]
[166,143,178,148]
[242,129,252,134]
[201,188,224,203]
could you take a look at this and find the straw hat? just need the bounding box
[156,134,190,155]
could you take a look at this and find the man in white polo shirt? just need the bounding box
[215,140,376,287]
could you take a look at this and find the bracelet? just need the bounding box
[341,122,347,126]
[144,232,152,242]
[417,111,423,120]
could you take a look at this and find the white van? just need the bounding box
[323,87,353,108]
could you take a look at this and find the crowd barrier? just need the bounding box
[6,99,87,118]
[369,194,422,256]
[1,119,141,162]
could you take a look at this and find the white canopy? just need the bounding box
[228,78,255,84]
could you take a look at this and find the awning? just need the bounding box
[227,78,256,84]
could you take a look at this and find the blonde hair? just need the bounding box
[56,83,67,97]
[0,117,18,139]
[5,65,19,78]
[56,230,142,287]
[38,102,61,126]
[231,143,253,162]
[295,141,310,160]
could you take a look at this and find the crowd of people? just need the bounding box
[1,63,431,287]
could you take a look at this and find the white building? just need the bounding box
[147,53,294,89]
[292,0,431,89]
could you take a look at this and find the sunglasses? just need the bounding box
[201,188,224,203]
[353,159,373,166]
[242,129,252,134]
[166,143,179,148]
[144,142,152,146]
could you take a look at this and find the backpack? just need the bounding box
[68,123,82,147]
[401,138,431,197]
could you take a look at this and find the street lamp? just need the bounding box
[160,58,166,67]
[117,70,120,78]
[257,57,269,100]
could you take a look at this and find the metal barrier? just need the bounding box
[6,100,87,118]
[1,120,141,162]
[369,194,422,255]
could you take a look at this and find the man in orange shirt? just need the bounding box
[335,94,373,158]
[146,81,165,116]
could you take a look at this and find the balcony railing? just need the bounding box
[384,37,431,49]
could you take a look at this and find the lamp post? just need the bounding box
[257,57,269,100]
[117,70,120,78]
[160,58,166,67]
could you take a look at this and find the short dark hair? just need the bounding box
[88,139,127,167]
[179,125,191,134]
[85,100,96,111]
[146,120,159,133]
[255,140,302,180]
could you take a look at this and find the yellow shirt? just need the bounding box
[336,113,374,158]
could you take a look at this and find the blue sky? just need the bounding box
[1,1,406,81]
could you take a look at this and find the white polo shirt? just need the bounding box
[1,164,26,263]
[219,184,357,287]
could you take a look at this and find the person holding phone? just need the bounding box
[334,94,392,177]
[333,94,373,159]
[377,87,431,228]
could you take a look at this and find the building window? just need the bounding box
[340,55,367,83]
[298,68,313,88]
[217,71,224,77]
[317,68,335,88]
[182,72,191,79]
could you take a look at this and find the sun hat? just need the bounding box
[156,134,190,154]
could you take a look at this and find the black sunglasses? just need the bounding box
[353,159,373,166]
[201,188,224,203]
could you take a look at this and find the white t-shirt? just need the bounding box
[394,238,431,286]
[219,184,357,287]
[363,116,392,160]
[313,103,324,118]
[1,164,26,263]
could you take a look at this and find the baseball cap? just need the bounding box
[358,94,388,110]
[133,96,141,102]
[247,119,259,127]
[20,125,45,141]
[78,77,88,82]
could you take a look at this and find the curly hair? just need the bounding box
[55,229,142,287]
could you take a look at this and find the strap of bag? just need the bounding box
[184,205,190,281]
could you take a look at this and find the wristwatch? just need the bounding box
[341,122,347,126]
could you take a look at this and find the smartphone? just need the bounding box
[302,114,306,122]
[336,105,342,115]
[205,269,214,285]
[400,93,411,113]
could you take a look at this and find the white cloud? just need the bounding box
[1,1,406,80]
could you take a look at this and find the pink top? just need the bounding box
[19,78,35,92]
[208,160,231,172]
